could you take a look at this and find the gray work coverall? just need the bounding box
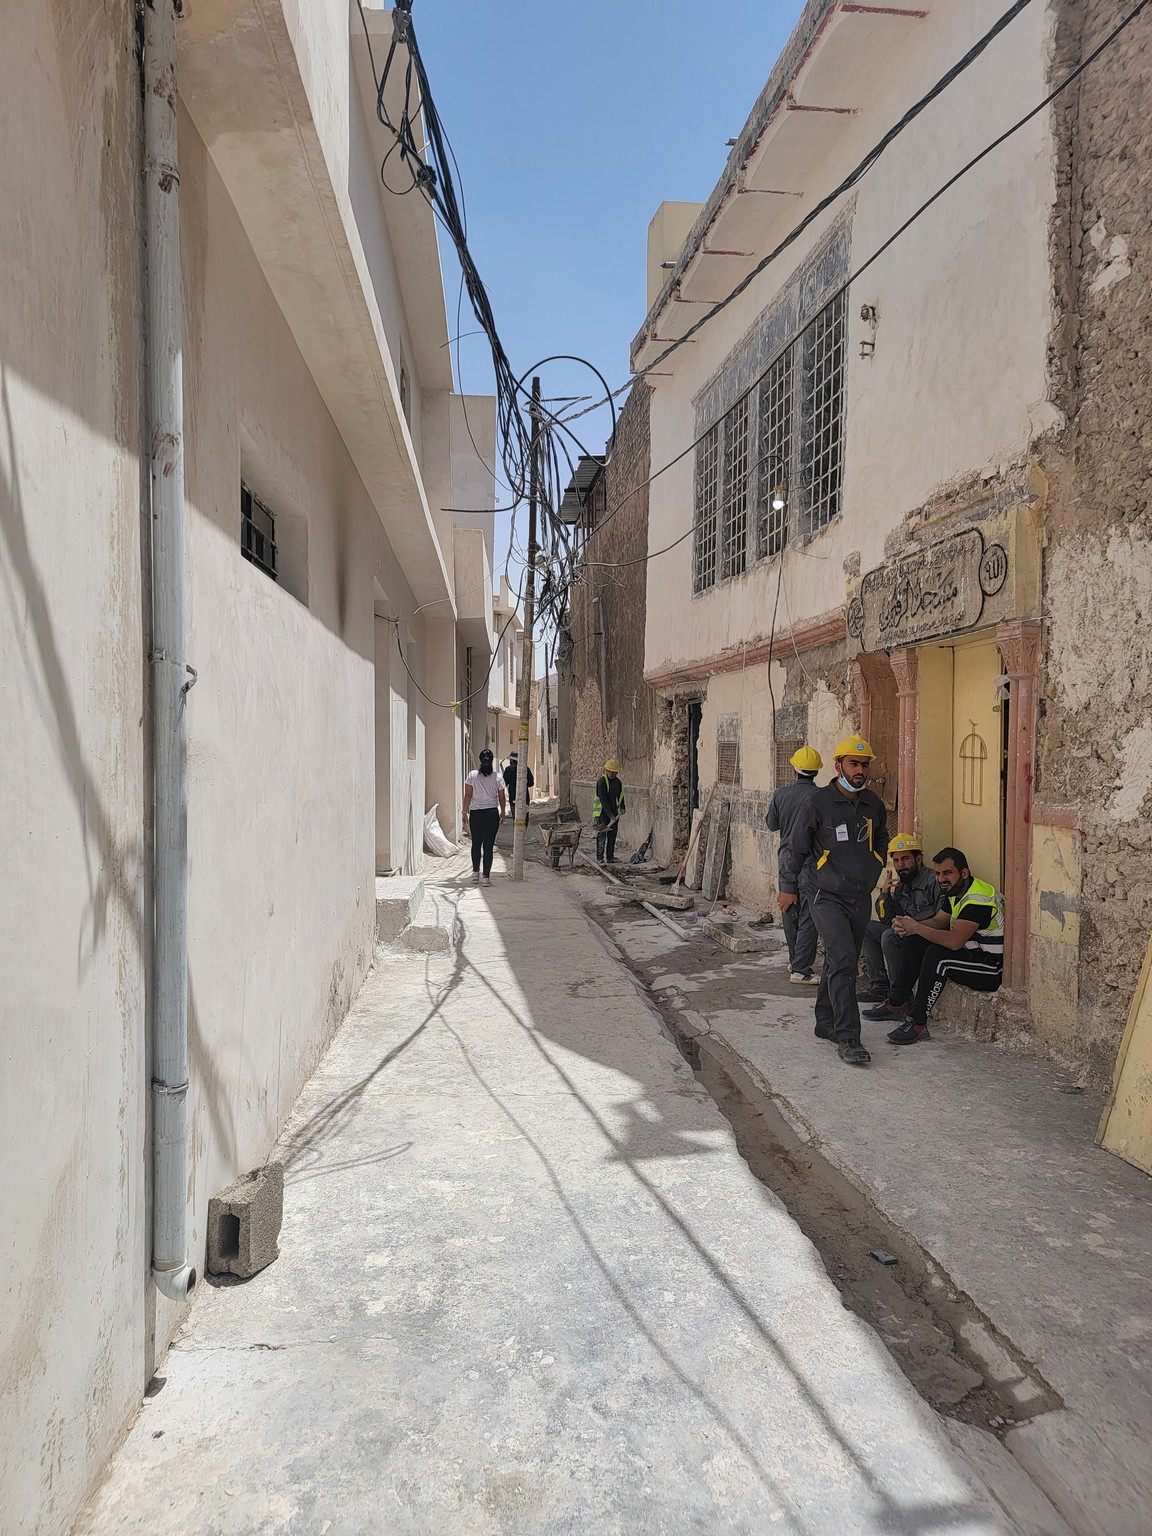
[863,866,940,990]
[765,775,820,975]
[780,785,889,1045]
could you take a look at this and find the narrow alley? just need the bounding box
[73,839,1065,1535]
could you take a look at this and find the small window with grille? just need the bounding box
[756,347,794,559]
[774,738,804,789]
[240,483,277,582]
[799,289,846,536]
[721,395,750,579]
[693,423,720,593]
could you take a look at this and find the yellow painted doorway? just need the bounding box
[950,639,1004,889]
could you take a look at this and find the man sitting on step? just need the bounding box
[863,846,1004,1045]
[858,833,940,1005]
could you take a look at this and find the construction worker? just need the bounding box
[765,745,823,984]
[779,736,888,1066]
[864,846,1003,1044]
[503,751,534,824]
[858,834,940,1004]
[593,760,626,863]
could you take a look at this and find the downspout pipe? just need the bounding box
[144,0,196,1305]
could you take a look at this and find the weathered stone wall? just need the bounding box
[1038,1,1152,1085]
[564,385,656,840]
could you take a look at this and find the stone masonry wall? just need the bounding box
[565,385,656,840]
[1038,1,1152,1086]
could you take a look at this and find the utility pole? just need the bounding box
[511,377,541,880]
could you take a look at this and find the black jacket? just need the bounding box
[780,784,889,902]
[765,775,821,881]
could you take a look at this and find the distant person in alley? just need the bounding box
[594,760,626,864]
[858,833,940,1005]
[503,751,534,824]
[863,847,1003,1043]
[463,748,505,886]
[779,736,888,1066]
[765,745,823,985]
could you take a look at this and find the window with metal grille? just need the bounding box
[756,347,794,559]
[693,423,720,593]
[716,738,741,787]
[721,395,750,579]
[774,738,803,789]
[240,483,277,582]
[799,290,846,536]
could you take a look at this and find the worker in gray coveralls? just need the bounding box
[778,736,888,1067]
[765,744,823,985]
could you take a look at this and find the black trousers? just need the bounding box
[811,893,871,1044]
[782,886,818,975]
[595,821,618,862]
[908,941,1002,1024]
[469,808,500,875]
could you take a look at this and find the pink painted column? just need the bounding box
[997,619,1043,995]
[889,648,919,835]
[852,656,872,742]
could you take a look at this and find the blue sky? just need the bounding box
[413,1,807,544]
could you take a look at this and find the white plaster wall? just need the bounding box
[0,6,147,1531]
[644,0,1057,678]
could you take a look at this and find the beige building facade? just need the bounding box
[0,2,495,1530]
[635,0,1152,1089]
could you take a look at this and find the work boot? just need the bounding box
[862,1000,909,1021]
[856,982,889,1003]
[838,1040,871,1066]
[887,1019,930,1044]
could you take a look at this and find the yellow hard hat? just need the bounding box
[889,833,922,855]
[789,745,823,774]
[834,735,875,761]
[604,759,620,773]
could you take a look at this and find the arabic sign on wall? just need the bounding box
[847,529,1009,652]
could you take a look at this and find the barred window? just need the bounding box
[693,423,720,593]
[241,483,277,582]
[756,348,794,559]
[799,290,846,536]
[721,395,750,578]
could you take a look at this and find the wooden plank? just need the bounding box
[1097,927,1152,1175]
[701,796,731,902]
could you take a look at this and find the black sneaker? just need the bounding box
[814,1023,836,1041]
[838,1040,872,1066]
[862,1000,909,1022]
[856,983,889,1004]
[887,1020,931,1045]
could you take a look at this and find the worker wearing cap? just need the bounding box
[593,760,626,864]
[779,736,888,1066]
[765,745,823,984]
[859,834,940,1005]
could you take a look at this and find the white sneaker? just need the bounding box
[789,971,819,985]
[480,875,491,887]
[471,870,480,884]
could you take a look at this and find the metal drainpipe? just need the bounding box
[144,0,196,1304]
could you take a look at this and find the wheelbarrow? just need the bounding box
[538,806,584,869]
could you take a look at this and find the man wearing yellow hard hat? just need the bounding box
[858,834,940,1006]
[765,745,823,984]
[593,760,625,864]
[778,735,888,1066]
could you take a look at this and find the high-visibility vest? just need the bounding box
[948,876,1004,957]
[593,778,625,820]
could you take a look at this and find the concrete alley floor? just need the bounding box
[72,839,1063,1536]
[584,873,1152,1536]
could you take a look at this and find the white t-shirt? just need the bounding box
[466,769,503,811]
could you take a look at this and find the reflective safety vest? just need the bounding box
[948,876,1004,957]
[593,777,625,821]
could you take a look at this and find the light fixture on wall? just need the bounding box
[771,485,788,512]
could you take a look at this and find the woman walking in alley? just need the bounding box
[463,748,505,886]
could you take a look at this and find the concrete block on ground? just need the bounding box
[605,886,694,911]
[399,890,457,953]
[700,918,763,953]
[375,875,425,943]
[206,1162,284,1280]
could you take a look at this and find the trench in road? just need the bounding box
[585,897,1063,1442]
